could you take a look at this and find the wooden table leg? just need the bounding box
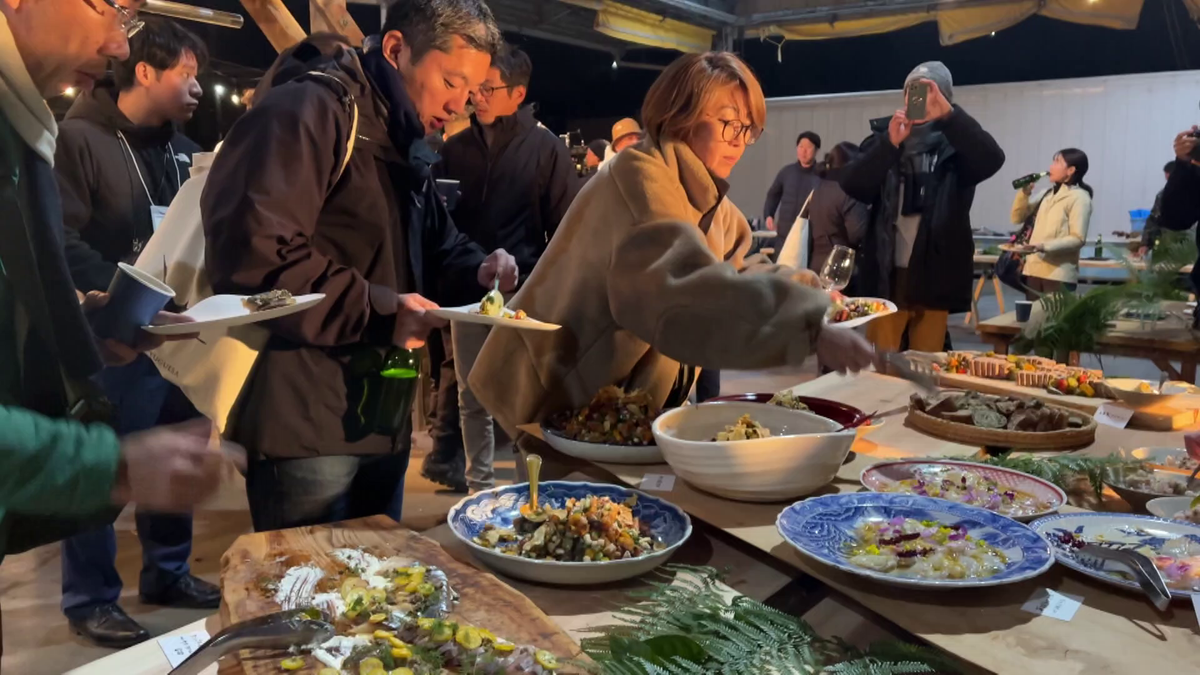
[1151,357,1185,382]
[1182,358,1197,384]
[991,274,1006,314]
[966,275,986,326]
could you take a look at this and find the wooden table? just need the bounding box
[976,308,1200,383]
[526,372,1200,675]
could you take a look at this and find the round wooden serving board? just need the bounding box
[905,406,1097,450]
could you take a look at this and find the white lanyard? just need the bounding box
[116,130,181,208]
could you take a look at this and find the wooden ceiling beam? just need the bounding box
[238,0,307,52]
[311,0,366,45]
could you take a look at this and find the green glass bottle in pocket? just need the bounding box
[357,347,421,436]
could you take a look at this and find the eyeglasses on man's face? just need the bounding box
[86,0,144,38]
[476,82,515,99]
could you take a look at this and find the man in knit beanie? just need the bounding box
[838,60,1005,353]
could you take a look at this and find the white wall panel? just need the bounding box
[728,70,1200,240]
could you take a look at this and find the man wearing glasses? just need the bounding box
[54,16,216,648]
[0,0,237,651]
[428,43,580,493]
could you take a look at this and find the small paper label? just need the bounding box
[1021,588,1083,621]
[1094,403,1135,429]
[158,630,210,668]
[640,474,676,491]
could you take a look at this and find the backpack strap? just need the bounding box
[302,70,359,189]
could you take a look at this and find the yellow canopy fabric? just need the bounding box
[751,0,1145,46]
[591,0,716,52]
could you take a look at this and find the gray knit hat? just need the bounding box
[905,61,953,104]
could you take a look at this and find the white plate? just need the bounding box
[1147,496,1195,520]
[426,305,561,331]
[541,425,664,465]
[825,297,898,330]
[1128,447,1198,472]
[999,243,1036,254]
[142,293,326,335]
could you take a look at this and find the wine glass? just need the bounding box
[820,245,855,293]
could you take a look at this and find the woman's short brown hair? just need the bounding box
[641,51,766,144]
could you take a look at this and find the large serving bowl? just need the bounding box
[709,393,866,428]
[777,493,1054,589]
[447,481,691,585]
[1146,496,1195,520]
[1105,378,1196,410]
[859,459,1066,522]
[1104,466,1196,513]
[651,401,855,502]
[539,425,663,465]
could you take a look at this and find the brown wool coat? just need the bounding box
[468,139,831,438]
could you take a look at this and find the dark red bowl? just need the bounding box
[707,393,867,428]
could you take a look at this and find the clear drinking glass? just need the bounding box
[820,245,855,292]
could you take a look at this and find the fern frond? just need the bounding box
[953,452,1144,496]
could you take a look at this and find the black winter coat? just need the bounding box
[55,85,200,292]
[436,106,580,286]
[202,40,488,459]
[1158,161,1200,290]
[839,106,1005,313]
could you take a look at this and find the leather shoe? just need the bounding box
[69,604,150,649]
[140,573,221,609]
[420,457,468,493]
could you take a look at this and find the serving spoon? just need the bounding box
[519,453,544,520]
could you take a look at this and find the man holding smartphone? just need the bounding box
[840,61,1005,352]
[1158,127,1200,326]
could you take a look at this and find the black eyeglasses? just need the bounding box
[719,119,762,146]
[89,0,144,38]
[477,82,515,99]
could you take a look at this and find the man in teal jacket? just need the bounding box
[0,0,237,629]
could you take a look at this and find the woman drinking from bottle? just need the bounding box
[1011,148,1094,297]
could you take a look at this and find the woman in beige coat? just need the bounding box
[469,51,875,442]
[1011,148,1094,297]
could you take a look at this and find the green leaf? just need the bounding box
[610,636,658,663]
[643,635,707,665]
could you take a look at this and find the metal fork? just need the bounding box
[1077,544,1172,611]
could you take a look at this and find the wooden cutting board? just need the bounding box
[932,370,1198,431]
[219,516,580,674]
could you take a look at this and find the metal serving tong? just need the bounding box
[1077,544,1172,612]
[168,609,335,675]
[883,352,938,394]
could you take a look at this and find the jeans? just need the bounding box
[245,445,411,532]
[452,323,512,491]
[61,355,196,618]
[424,329,464,470]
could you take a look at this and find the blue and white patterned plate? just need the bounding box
[776,493,1054,589]
[1030,512,1200,599]
[447,481,691,585]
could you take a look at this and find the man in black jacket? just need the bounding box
[202,0,517,532]
[53,17,217,648]
[430,43,579,491]
[840,61,1005,353]
[1160,129,1200,304]
[763,130,821,244]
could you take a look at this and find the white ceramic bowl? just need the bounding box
[1146,496,1195,520]
[1105,378,1195,410]
[651,402,855,502]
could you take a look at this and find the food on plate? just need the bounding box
[713,414,771,441]
[827,298,887,323]
[767,391,810,411]
[262,549,561,673]
[1155,453,1200,472]
[1116,469,1196,496]
[244,289,295,312]
[474,288,528,320]
[910,391,1086,432]
[879,465,1053,518]
[937,352,975,375]
[473,494,664,562]
[1055,530,1200,592]
[549,386,658,445]
[844,517,1009,579]
[969,356,1012,380]
[1173,504,1200,524]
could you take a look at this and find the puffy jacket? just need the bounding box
[436,106,580,288]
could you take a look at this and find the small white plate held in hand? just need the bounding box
[142,293,325,335]
[427,305,561,331]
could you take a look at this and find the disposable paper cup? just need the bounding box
[436,179,461,211]
[1015,301,1033,322]
[90,263,176,345]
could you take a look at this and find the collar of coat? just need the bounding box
[608,138,729,225]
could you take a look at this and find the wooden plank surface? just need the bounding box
[932,368,1200,431]
[978,308,1200,352]
[526,372,1200,675]
[219,516,579,673]
[238,0,307,52]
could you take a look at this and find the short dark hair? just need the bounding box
[382,0,502,63]
[113,16,208,91]
[493,44,532,88]
[796,131,821,149]
[1165,160,1177,174]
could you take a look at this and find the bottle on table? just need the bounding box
[1093,235,1104,260]
[1012,171,1047,190]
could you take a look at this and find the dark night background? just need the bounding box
[168,0,1200,148]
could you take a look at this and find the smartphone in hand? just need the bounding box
[906,80,929,122]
